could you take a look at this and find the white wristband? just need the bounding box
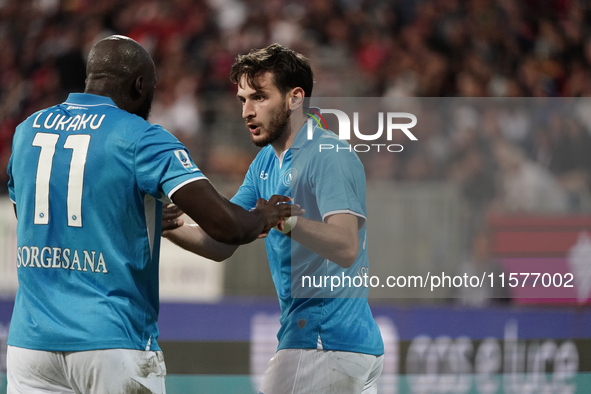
[275,216,297,234]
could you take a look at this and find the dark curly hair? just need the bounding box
[229,43,313,99]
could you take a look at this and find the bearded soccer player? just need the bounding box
[164,44,384,393]
[6,36,298,394]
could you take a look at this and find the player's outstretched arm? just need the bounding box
[163,223,238,262]
[171,180,302,245]
[289,213,359,268]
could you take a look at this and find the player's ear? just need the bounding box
[128,76,143,102]
[289,87,305,110]
[134,76,144,96]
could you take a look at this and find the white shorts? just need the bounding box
[259,349,384,394]
[7,346,166,394]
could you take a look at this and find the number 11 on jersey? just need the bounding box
[32,132,91,227]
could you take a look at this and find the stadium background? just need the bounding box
[2,0,591,392]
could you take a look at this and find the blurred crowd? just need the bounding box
[1,0,591,219]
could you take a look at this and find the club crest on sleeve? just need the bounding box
[174,149,193,169]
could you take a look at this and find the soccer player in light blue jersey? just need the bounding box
[164,44,384,394]
[5,36,298,394]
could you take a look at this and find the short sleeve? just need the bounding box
[135,125,207,202]
[230,161,258,211]
[307,147,367,228]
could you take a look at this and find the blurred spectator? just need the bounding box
[455,227,510,307]
[150,75,202,155]
[548,118,591,210]
[446,130,497,233]
[497,103,532,150]
[492,139,569,214]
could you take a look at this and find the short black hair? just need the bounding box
[229,44,313,98]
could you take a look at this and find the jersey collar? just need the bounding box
[63,93,119,108]
[291,107,322,150]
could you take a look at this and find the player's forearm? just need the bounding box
[213,202,268,244]
[163,224,238,262]
[171,180,265,244]
[290,217,359,268]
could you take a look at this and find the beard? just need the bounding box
[251,102,291,147]
[137,91,154,121]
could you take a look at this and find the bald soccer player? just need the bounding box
[6,35,299,394]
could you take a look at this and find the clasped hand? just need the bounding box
[255,195,304,238]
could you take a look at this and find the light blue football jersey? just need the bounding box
[7,93,206,351]
[231,119,384,356]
